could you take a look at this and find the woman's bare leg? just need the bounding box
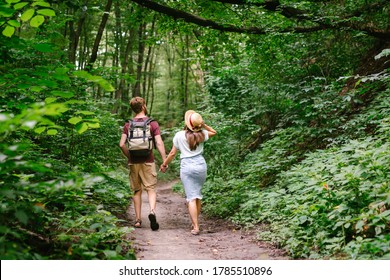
[188,200,199,232]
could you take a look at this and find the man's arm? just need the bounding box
[119,133,130,159]
[154,134,166,162]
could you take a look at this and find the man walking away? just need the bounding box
[119,97,167,231]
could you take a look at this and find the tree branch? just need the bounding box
[129,0,390,40]
[211,0,309,20]
[212,0,390,39]
[129,0,322,35]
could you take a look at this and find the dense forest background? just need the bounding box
[1,0,389,260]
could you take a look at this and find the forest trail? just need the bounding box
[126,180,287,260]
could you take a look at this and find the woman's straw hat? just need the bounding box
[185,110,203,132]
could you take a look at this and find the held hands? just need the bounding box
[159,164,168,173]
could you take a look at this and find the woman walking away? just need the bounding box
[160,110,216,235]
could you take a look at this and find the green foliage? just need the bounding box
[0,99,134,259]
[1,0,55,37]
[203,84,390,259]
[0,142,133,259]
[50,171,133,260]
[0,7,135,258]
[199,15,389,258]
[1,0,389,261]
[271,127,390,259]
[171,181,185,197]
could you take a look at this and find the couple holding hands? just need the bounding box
[120,97,216,235]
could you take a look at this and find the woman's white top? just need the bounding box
[173,129,209,159]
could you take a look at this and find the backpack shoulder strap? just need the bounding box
[140,117,153,141]
[145,117,153,125]
[146,118,157,149]
[128,119,134,138]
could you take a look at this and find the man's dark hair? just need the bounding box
[130,97,146,114]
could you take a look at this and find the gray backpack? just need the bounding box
[127,118,154,157]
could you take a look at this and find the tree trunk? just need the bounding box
[184,34,190,109]
[146,46,156,113]
[133,22,146,97]
[149,64,156,116]
[68,5,88,64]
[144,18,156,105]
[112,31,134,114]
[112,1,123,99]
[86,0,113,71]
[103,27,109,67]
[164,38,175,121]
[178,35,189,115]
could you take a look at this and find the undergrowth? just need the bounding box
[202,80,390,259]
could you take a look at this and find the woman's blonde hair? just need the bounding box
[185,127,205,151]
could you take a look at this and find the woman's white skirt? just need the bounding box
[180,155,207,202]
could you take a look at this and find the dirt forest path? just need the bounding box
[126,180,288,260]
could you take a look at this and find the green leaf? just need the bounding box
[87,122,100,129]
[89,76,115,92]
[90,223,102,230]
[65,99,85,105]
[20,9,35,22]
[98,79,115,92]
[73,70,92,80]
[298,215,308,225]
[14,2,28,10]
[31,1,51,7]
[53,74,71,82]
[17,83,30,89]
[37,9,55,17]
[6,0,21,4]
[30,86,43,92]
[2,25,15,37]
[77,111,95,115]
[44,103,68,115]
[51,90,74,98]
[44,97,57,104]
[55,67,69,75]
[30,15,45,27]
[103,250,118,259]
[7,19,20,27]
[115,193,124,199]
[68,117,82,125]
[76,122,89,134]
[33,43,53,52]
[36,79,57,88]
[375,226,383,235]
[72,70,115,92]
[0,7,15,17]
[15,210,28,225]
[34,127,46,134]
[378,210,390,218]
[355,220,364,232]
[53,67,70,81]
[47,129,58,135]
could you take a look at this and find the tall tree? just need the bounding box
[144,17,156,106]
[133,21,146,97]
[68,2,88,64]
[86,0,113,71]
